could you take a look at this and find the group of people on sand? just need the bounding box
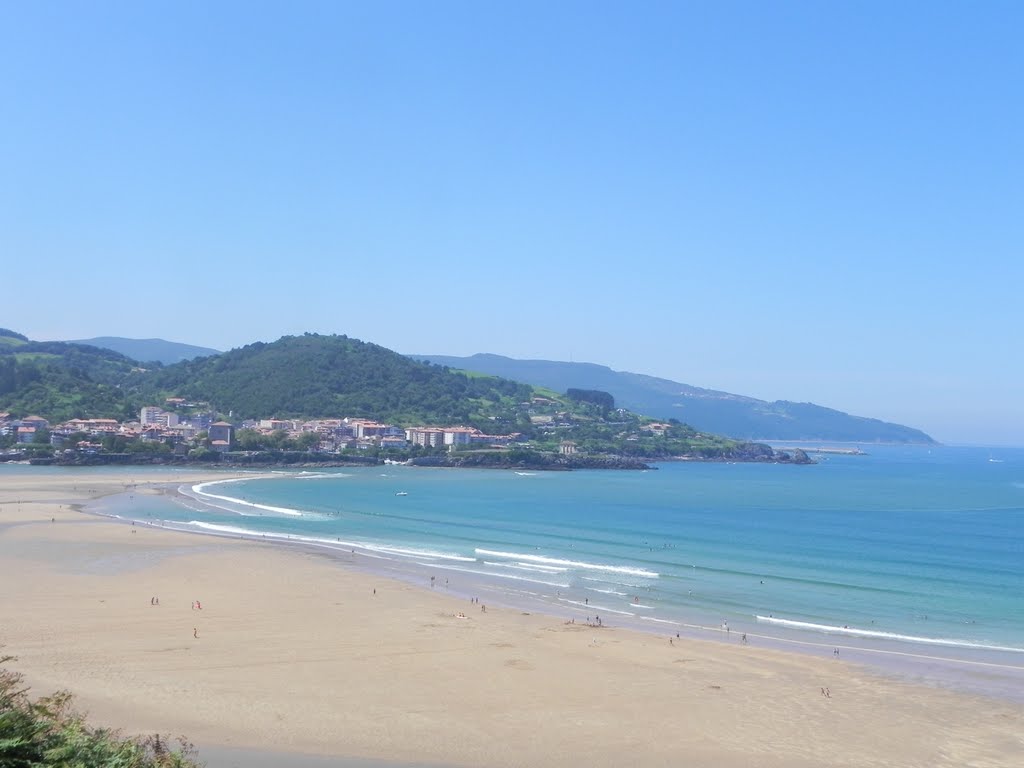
[150,597,201,609]
[145,595,202,637]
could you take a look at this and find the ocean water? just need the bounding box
[83,445,1024,698]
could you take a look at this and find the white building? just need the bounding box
[140,407,179,427]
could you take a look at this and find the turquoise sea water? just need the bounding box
[77,445,1024,698]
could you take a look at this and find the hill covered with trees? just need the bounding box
[130,333,535,429]
[0,330,141,422]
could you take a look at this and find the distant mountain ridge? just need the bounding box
[413,354,936,444]
[69,337,220,364]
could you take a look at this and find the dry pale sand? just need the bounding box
[1,468,1021,768]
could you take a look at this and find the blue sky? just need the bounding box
[1,2,1021,445]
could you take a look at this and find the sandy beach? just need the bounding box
[1,468,1021,767]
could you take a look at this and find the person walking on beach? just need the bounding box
[193,627,198,638]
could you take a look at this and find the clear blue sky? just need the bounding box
[2,2,1021,445]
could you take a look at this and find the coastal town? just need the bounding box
[0,392,815,468]
[0,399,540,459]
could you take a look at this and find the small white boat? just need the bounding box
[395,491,408,496]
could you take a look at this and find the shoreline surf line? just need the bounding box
[84,485,1024,703]
[155,498,1024,671]
[184,520,481,563]
[635,617,1024,672]
[171,488,1020,657]
[170,486,1018,656]
[756,615,1024,654]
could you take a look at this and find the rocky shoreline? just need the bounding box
[11,444,812,470]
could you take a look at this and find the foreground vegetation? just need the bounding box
[0,653,201,767]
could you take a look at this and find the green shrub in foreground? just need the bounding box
[0,653,202,767]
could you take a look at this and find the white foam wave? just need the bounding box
[755,616,1024,654]
[475,549,658,579]
[186,521,361,549]
[187,521,261,537]
[183,518,478,565]
[588,588,628,596]
[360,544,476,562]
[580,576,648,589]
[516,562,569,573]
[191,478,305,517]
[191,476,272,491]
[483,561,569,574]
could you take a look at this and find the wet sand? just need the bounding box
[1,468,1021,767]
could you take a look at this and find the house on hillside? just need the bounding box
[259,419,293,431]
[208,421,235,452]
[21,415,50,430]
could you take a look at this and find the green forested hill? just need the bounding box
[2,331,537,427]
[128,334,534,427]
[1,330,536,427]
[0,336,141,421]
